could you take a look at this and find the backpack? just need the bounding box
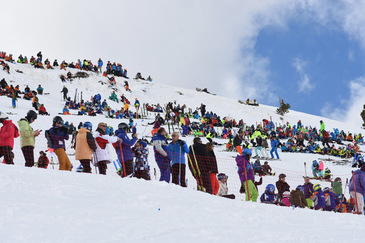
[45,130,53,148]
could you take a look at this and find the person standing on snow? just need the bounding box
[349,164,365,214]
[61,86,68,101]
[270,137,280,160]
[97,58,103,73]
[152,127,171,183]
[94,122,120,175]
[18,110,41,167]
[168,132,189,187]
[319,120,325,133]
[75,122,97,173]
[49,116,72,171]
[236,148,258,202]
[0,112,19,164]
[113,122,138,177]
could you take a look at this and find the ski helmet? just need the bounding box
[279,173,286,179]
[118,122,129,131]
[282,191,290,198]
[242,148,252,157]
[217,173,228,181]
[313,183,321,191]
[313,160,319,167]
[53,116,64,125]
[83,121,92,132]
[266,184,275,194]
[26,110,37,122]
[296,185,304,193]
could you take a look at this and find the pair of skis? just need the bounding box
[113,159,124,177]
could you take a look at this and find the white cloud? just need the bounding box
[292,58,314,93]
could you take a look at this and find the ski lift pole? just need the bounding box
[304,162,307,177]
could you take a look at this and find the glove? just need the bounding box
[178,139,185,146]
[61,126,69,133]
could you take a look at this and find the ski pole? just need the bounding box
[119,141,127,177]
[352,171,360,214]
[304,162,307,177]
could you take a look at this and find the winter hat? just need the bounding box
[139,141,147,148]
[361,164,365,172]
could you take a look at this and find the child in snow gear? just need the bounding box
[290,185,307,208]
[260,184,277,204]
[132,140,150,180]
[37,151,49,168]
[312,160,324,178]
[18,110,41,167]
[310,183,326,210]
[331,177,343,196]
[217,173,235,199]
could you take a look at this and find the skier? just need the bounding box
[236,148,258,202]
[310,183,326,211]
[0,113,19,164]
[270,137,280,160]
[152,128,171,183]
[48,116,72,170]
[113,122,138,177]
[18,110,41,167]
[75,122,97,173]
[276,174,290,202]
[217,173,235,199]
[260,184,277,204]
[168,132,189,187]
[94,122,120,175]
[349,164,365,214]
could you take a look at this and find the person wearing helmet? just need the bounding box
[217,173,235,199]
[270,137,280,160]
[260,184,277,204]
[323,187,336,211]
[303,176,314,209]
[290,185,307,208]
[49,116,72,171]
[18,110,41,167]
[0,112,19,164]
[280,191,291,206]
[75,122,97,173]
[276,174,290,201]
[312,160,324,178]
[236,148,258,202]
[310,183,326,210]
[113,122,138,177]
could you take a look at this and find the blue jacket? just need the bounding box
[271,139,278,149]
[49,126,69,150]
[349,170,365,195]
[324,191,336,211]
[168,140,189,166]
[260,191,276,203]
[311,190,326,210]
[98,60,103,67]
[114,129,137,161]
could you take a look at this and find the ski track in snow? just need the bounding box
[0,62,365,242]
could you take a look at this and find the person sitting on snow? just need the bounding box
[310,183,326,211]
[217,173,235,199]
[260,184,277,204]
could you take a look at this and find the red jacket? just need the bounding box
[0,120,19,148]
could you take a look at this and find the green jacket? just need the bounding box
[18,118,35,147]
[332,181,342,195]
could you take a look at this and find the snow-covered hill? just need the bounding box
[0,60,364,242]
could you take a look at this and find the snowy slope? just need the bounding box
[1,60,365,242]
[1,164,364,243]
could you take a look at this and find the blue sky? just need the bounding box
[254,18,365,116]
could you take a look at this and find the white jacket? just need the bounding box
[217,180,228,196]
[94,132,119,164]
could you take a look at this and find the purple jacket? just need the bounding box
[303,182,314,199]
[114,129,137,162]
[236,155,254,183]
[349,170,365,195]
[49,126,69,150]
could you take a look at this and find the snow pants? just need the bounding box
[350,191,364,215]
[0,146,13,164]
[21,146,35,167]
[171,163,186,187]
[210,173,219,195]
[243,180,258,202]
[55,148,72,171]
[312,169,324,178]
[270,148,279,159]
[255,146,262,157]
[80,159,92,173]
[157,158,170,183]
